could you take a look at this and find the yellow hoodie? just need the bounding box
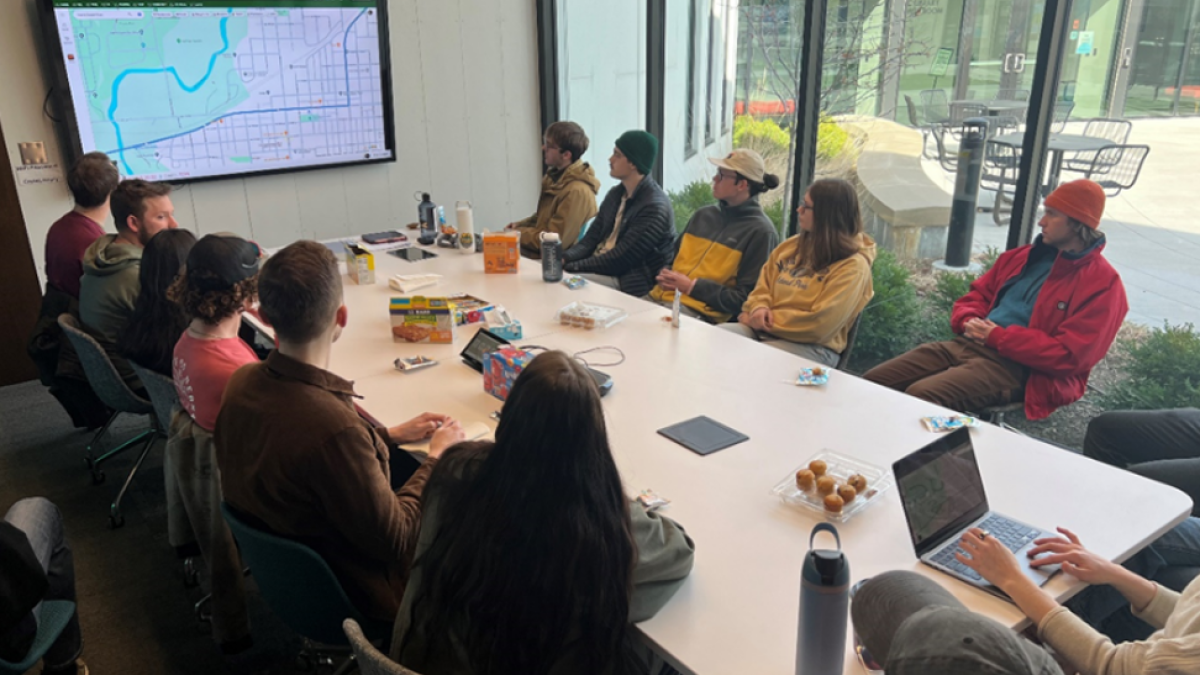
[743,233,876,353]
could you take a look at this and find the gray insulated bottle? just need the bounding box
[541,232,563,282]
[796,522,849,675]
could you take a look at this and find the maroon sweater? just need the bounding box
[45,211,104,298]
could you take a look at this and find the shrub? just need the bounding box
[817,115,849,160]
[846,249,924,372]
[733,115,791,152]
[764,199,786,236]
[668,180,716,233]
[1100,323,1200,410]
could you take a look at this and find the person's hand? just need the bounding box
[656,269,695,295]
[504,222,519,230]
[1026,527,1125,586]
[748,307,774,332]
[963,318,998,344]
[955,527,1027,591]
[388,412,453,444]
[737,312,751,327]
[428,420,466,458]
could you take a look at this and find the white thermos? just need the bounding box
[456,201,475,254]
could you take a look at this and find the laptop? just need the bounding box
[893,427,1060,597]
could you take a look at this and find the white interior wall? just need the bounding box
[1,0,542,282]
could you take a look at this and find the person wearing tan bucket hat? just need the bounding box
[647,148,781,323]
[864,179,1128,420]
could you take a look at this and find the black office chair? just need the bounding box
[57,314,158,528]
[835,314,863,372]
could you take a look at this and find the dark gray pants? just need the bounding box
[1084,408,1200,516]
[1,498,82,671]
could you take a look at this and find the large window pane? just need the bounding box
[557,0,646,198]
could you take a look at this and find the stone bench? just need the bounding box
[841,117,953,261]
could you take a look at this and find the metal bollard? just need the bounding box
[942,117,989,269]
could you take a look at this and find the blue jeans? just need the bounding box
[1,498,82,671]
[1066,516,1200,642]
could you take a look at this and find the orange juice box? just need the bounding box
[483,231,520,274]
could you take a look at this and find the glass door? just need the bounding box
[954,0,1044,102]
[1123,0,1197,116]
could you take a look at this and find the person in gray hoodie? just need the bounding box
[79,179,178,387]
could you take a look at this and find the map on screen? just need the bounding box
[47,0,393,182]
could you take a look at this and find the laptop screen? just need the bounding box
[893,427,990,557]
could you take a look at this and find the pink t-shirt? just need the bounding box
[173,332,259,431]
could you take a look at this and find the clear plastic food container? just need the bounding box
[771,451,894,523]
[554,301,628,330]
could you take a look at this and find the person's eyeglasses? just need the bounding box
[713,171,739,183]
[797,202,815,213]
[543,142,562,151]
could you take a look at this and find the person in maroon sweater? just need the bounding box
[45,152,119,298]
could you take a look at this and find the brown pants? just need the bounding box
[863,337,1028,414]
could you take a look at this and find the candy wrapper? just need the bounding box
[394,356,438,372]
[563,275,587,290]
[636,490,670,511]
[795,367,830,386]
[921,415,981,432]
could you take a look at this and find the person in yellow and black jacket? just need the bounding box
[506,121,600,258]
[722,178,876,368]
[647,149,780,323]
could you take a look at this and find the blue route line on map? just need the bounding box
[109,17,231,173]
[105,9,369,168]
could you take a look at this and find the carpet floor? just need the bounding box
[0,379,323,674]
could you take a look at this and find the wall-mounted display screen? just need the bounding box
[41,0,395,183]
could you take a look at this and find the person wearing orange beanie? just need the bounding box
[864,179,1128,420]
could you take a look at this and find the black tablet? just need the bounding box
[461,329,511,371]
[657,416,749,456]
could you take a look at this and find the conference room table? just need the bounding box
[252,241,1192,675]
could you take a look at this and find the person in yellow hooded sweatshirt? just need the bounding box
[506,121,601,258]
[722,178,876,367]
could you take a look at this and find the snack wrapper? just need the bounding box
[563,275,587,290]
[795,367,830,386]
[394,356,438,372]
[921,415,981,432]
[636,490,670,511]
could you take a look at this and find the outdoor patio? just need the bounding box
[919,115,1200,329]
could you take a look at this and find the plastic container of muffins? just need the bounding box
[771,451,894,523]
[554,302,628,330]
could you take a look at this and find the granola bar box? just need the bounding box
[482,346,535,401]
[389,296,456,344]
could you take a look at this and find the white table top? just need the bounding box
[255,242,1193,675]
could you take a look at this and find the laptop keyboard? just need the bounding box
[930,515,1041,581]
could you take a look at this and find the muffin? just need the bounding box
[809,460,828,477]
[824,493,845,513]
[816,476,836,495]
[837,484,857,503]
[795,469,816,491]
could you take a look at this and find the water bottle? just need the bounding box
[541,232,563,282]
[796,522,849,675]
[456,200,475,254]
[417,192,437,245]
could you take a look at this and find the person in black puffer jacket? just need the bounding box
[563,130,675,298]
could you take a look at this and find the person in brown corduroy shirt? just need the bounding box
[214,241,464,620]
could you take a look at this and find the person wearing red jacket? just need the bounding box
[864,180,1128,420]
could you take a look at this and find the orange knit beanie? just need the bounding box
[1044,180,1105,229]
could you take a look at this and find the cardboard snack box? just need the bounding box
[389,296,456,344]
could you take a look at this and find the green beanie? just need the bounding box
[615,130,659,175]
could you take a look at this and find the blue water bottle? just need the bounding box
[796,522,850,675]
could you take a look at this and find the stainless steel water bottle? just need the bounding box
[541,232,563,282]
[796,522,850,675]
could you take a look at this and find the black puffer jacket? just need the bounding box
[563,176,675,297]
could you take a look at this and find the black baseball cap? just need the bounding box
[185,233,261,292]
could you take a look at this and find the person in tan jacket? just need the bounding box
[722,178,875,367]
[506,121,600,257]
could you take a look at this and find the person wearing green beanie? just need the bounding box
[562,130,675,297]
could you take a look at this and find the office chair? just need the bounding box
[0,601,77,675]
[57,315,157,528]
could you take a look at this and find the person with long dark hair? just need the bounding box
[722,178,875,367]
[391,350,695,675]
[116,228,196,377]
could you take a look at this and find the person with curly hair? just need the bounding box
[168,234,262,432]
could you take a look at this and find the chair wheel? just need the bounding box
[91,470,106,485]
[109,512,125,529]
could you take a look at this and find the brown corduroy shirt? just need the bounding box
[213,350,436,620]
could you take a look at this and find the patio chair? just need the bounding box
[903,94,935,159]
[996,88,1031,102]
[928,124,960,172]
[919,89,951,126]
[1051,100,1075,133]
[1063,118,1133,174]
[980,141,1022,226]
[1078,144,1151,197]
[948,103,988,140]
